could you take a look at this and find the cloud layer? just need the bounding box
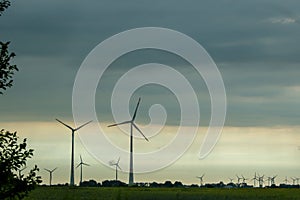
[0,0,300,127]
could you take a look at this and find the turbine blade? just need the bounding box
[75,120,92,131]
[56,118,74,130]
[117,164,122,170]
[76,163,81,168]
[44,168,50,172]
[83,163,90,166]
[52,167,58,172]
[132,97,141,121]
[80,155,82,163]
[107,120,131,127]
[132,123,148,141]
[109,160,114,166]
[117,157,120,164]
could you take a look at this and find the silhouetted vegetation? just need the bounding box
[0,0,10,16]
[0,0,18,95]
[101,180,127,187]
[0,41,18,94]
[80,179,100,187]
[0,2,41,199]
[0,130,42,199]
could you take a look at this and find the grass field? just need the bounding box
[24,186,300,200]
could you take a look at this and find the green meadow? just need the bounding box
[24,187,300,200]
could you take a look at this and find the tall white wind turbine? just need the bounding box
[56,118,92,186]
[108,97,148,186]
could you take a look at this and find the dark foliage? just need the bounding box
[0,0,18,95]
[0,41,18,94]
[80,180,100,187]
[0,130,42,199]
[0,0,10,16]
[101,180,127,187]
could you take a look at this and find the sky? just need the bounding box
[0,0,300,185]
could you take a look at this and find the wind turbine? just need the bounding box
[76,155,90,185]
[283,176,288,184]
[56,118,92,186]
[267,176,272,186]
[108,97,149,186]
[251,172,257,187]
[241,175,248,184]
[257,174,264,188]
[228,177,234,183]
[291,177,296,185]
[18,166,27,179]
[196,174,205,186]
[44,167,57,186]
[236,175,242,185]
[295,178,300,185]
[109,157,122,181]
[270,175,277,185]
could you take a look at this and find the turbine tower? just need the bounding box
[108,97,148,186]
[44,167,57,186]
[56,118,92,186]
[109,157,122,181]
[196,174,205,186]
[76,155,90,185]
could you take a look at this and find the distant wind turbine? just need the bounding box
[108,97,149,186]
[283,176,288,184]
[196,174,205,186]
[109,157,122,181]
[76,155,90,185]
[257,174,264,188]
[270,175,277,185]
[296,177,300,185]
[291,177,296,185]
[241,175,248,184]
[267,177,272,186]
[228,177,234,183]
[56,118,92,186]
[236,175,242,184]
[251,172,257,187]
[44,167,57,186]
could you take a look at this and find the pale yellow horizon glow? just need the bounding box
[1,121,299,185]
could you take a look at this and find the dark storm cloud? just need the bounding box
[0,0,300,126]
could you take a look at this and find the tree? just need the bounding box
[0,130,42,199]
[0,41,18,94]
[0,0,10,16]
[0,0,18,94]
[0,3,41,199]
